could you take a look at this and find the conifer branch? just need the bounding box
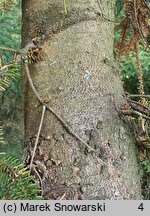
[0,46,20,54]
[128,94,150,99]
[120,110,150,121]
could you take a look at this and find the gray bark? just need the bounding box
[22,0,142,199]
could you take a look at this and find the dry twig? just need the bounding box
[29,105,46,170]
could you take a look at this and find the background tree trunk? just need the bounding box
[22,0,142,199]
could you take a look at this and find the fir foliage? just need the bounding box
[0,62,20,91]
[0,0,22,159]
[0,154,43,199]
[0,0,21,62]
[0,126,42,200]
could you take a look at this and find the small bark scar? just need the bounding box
[87,129,101,150]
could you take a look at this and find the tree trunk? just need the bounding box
[22,0,142,199]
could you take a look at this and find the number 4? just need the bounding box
[138,203,144,211]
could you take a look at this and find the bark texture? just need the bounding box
[22,0,142,199]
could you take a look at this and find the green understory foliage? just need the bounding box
[140,159,150,200]
[0,154,42,200]
[0,126,42,199]
[0,0,23,159]
[0,0,21,62]
[120,48,150,95]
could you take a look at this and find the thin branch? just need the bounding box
[143,0,150,13]
[24,63,108,167]
[0,64,15,74]
[32,165,43,187]
[127,98,150,116]
[24,63,43,103]
[127,98,150,110]
[29,105,46,170]
[24,63,95,152]
[120,110,150,121]
[63,0,67,16]
[59,193,67,200]
[128,94,150,99]
[0,46,20,54]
